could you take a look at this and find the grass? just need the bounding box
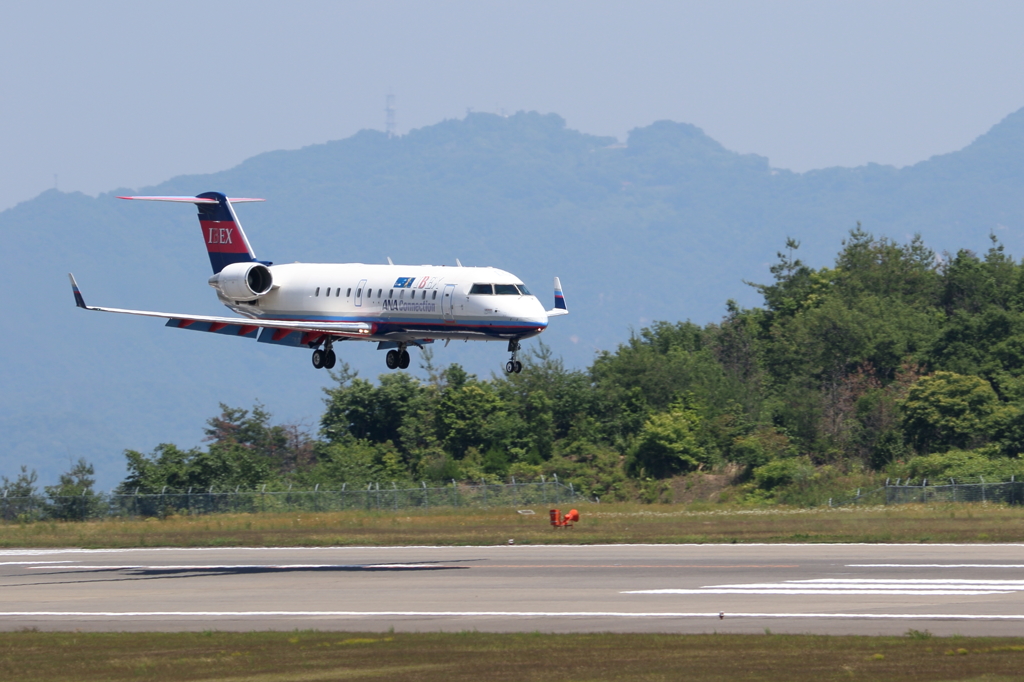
[3,630,1024,681]
[3,502,1024,548]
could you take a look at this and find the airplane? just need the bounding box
[68,192,568,373]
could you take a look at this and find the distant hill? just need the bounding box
[3,109,1024,488]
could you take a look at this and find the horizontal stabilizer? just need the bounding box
[117,196,265,204]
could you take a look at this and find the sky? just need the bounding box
[2,1,1024,213]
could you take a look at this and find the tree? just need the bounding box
[630,402,713,478]
[205,402,314,475]
[118,443,197,494]
[45,458,101,520]
[901,372,1003,453]
[1,466,38,497]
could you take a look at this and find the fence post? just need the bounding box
[569,482,575,502]
[423,481,428,510]
[393,482,398,512]
[541,475,547,506]
[482,479,487,508]
[314,483,319,512]
[511,476,518,508]
[981,476,986,503]
[452,479,458,507]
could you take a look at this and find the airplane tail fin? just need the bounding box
[117,192,265,274]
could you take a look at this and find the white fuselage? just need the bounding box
[218,262,550,343]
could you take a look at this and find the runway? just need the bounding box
[3,544,1024,635]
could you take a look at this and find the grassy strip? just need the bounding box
[3,502,1024,548]
[3,630,1024,681]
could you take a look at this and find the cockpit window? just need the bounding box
[469,283,493,295]
[516,284,531,295]
[494,284,519,295]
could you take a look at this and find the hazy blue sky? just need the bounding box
[3,1,1024,212]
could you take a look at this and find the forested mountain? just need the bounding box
[3,109,1024,488]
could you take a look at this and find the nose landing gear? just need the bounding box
[386,345,411,370]
[311,339,337,370]
[505,340,523,374]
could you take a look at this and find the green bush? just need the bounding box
[752,456,814,491]
[899,448,1024,482]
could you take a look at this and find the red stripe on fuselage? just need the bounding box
[199,220,248,254]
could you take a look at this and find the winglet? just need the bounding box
[68,273,87,309]
[547,276,569,316]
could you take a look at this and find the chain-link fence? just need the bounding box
[0,479,581,522]
[882,477,1024,505]
[828,477,1024,507]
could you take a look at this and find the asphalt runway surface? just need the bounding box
[4,544,1024,635]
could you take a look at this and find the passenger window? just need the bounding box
[336,288,340,297]
[432,291,437,300]
[495,284,518,295]
[377,289,382,298]
[357,288,362,297]
[389,289,394,298]
[315,287,320,296]
[400,290,404,298]
[470,283,493,295]
[326,287,331,297]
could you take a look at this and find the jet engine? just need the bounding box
[208,262,273,301]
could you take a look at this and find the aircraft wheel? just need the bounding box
[398,349,411,369]
[324,349,337,370]
[386,350,399,369]
[506,361,515,374]
[514,361,523,374]
[311,349,326,369]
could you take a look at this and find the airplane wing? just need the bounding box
[69,274,374,347]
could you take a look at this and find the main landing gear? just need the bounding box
[311,340,337,370]
[385,346,411,370]
[505,340,523,374]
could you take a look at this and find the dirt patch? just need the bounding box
[668,465,743,503]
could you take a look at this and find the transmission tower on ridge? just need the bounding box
[385,93,396,138]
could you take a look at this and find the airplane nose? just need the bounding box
[516,299,548,326]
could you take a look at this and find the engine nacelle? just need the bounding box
[208,262,273,301]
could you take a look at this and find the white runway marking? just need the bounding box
[0,561,74,566]
[2,611,1024,621]
[850,564,1024,568]
[625,578,1024,596]
[26,563,447,571]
